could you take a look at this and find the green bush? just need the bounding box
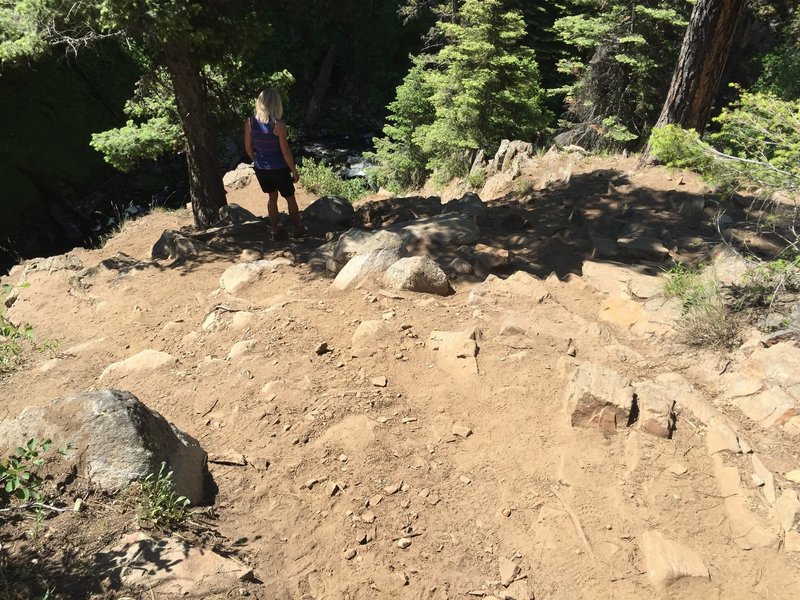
[298,158,368,202]
[0,438,51,506]
[467,168,488,189]
[138,462,191,529]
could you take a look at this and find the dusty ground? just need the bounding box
[1,155,799,599]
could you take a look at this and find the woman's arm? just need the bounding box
[275,121,299,182]
[244,118,254,161]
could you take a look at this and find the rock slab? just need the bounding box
[641,530,709,589]
[563,362,634,432]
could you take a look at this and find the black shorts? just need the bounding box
[254,167,295,198]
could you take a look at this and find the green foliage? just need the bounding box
[467,167,488,189]
[0,0,49,65]
[663,263,741,348]
[0,438,51,505]
[739,255,800,307]
[553,0,689,149]
[298,158,369,202]
[650,91,800,196]
[90,117,181,172]
[138,462,190,528]
[754,46,800,101]
[1,284,34,372]
[370,0,550,189]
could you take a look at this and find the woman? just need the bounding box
[244,88,305,238]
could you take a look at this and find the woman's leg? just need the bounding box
[267,191,280,235]
[285,195,304,232]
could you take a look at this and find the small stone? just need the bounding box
[361,512,376,524]
[368,494,383,507]
[326,481,341,496]
[397,537,412,549]
[376,416,389,423]
[315,342,329,355]
[73,498,85,513]
[402,417,417,424]
[459,475,472,484]
[339,454,348,463]
[668,463,688,476]
[345,548,357,560]
[452,423,473,438]
[786,470,800,484]
[499,557,519,587]
[401,499,411,509]
[371,376,388,387]
[419,488,430,498]
[566,345,577,357]
[305,478,319,489]
[384,482,402,495]
[502,508,512,518]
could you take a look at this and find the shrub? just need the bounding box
[467,168,488,189]
[0,438,52,506]
[298,158,368,202]
[137,462,190,528]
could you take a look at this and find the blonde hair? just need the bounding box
[255,88,283,123]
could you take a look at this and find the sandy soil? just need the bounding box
[1,155,798,599]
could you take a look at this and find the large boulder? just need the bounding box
[332,246,408,290]
[151,230,208,261]
[333,229,406,264]
[222,163,254,190]
[390,213,480,248]
[384,256,451,295]
[303,196,355,226]
[442,192,486,219]
[218,203,258,224]
[0,390,208,504]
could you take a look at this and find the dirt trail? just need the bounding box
[2,155,799,599]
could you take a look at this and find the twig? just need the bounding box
[201,397,219,417]
[550,486,595,560]
[391,532,423,542]
[0,502,67,513]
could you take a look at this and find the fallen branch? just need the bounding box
[0,502,67,513]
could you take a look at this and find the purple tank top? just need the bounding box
[251,116,288,170]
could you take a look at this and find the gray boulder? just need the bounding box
[332,245,408,290]
[391,213,480,248]
[442,192,486,218]
[303,196,355,226]
[222,163,254,190]
[218,203,258,224]
[385,256,451,295]
[0,390,208,504]
[151,229,208,261]
[334,229,406,264]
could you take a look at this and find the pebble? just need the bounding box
[315,342,329,355]
[377,416,389,423]
[345,548,357,560]
[459,475,472,485]
[400,323,412,330]
[73,498,85,513]
[402,417,417,424]
[326,481,341,496]
[786,469,800,484]
[384,482,402,495]
[668,463,688,476]
[452,423,473,438]
[499,557,519,587]
[371,376,388,387]
[397,537,412,549]
[361,512,376,524]
[368,494,383,507]
[339,454,348,463]
[419,488,430,498]
[401,499,411,509]
[566,345,577,357]
[502,508,512,518]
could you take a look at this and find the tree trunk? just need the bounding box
[654,0,746,132]
[304,44,337,129]
[163,40,226,229]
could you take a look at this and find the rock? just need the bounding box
[641,530,709,590]
[786,531,800,552]
[222,163,254,190]
[705,423,742,455]
[397,537,412,549]
[371,570,409,591]
[474,244,513,269]
[325,481,341,496]
[218,203,258,224]
[734,387,797,429]
[745,342,800,391]
[0,390,207,503]
[390,213,480,249]
[616,236,671,260]
[344,548,357,560]
[100,349,177,380]
[668,463,688,476]
[371,376,388,387]
[105,533,252,596]
[368,494,383,507]
[429,328,481,374]
[219,258,293,293]
[562,362,634,433]
[774,490,800,532]
[786,469,800,483]
[361,511,376,524]
[228,340,255,360]
[751,454,776,504]
[633,376,678,438]
[499,557,519,587]
[351,320,387,356]
[384,256,451,295]
[303,196,355,226]
[452,423,473,438]
[309,240,341,274]
[150,230,208,261]
[315,342,329,355]
[502,580,533,600]
[442,192,486,218]
[333,245,408,291]
[581,260,660,299]
[467,272,549,307]
[333,228,408,264]
[448,257,473,276]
